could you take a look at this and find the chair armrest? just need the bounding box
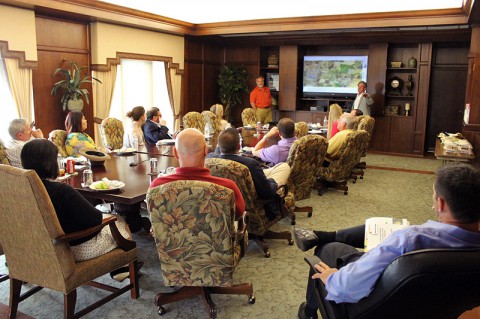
[57,216,136,251]
[234,211,248,242]
[276,184,289,199]
[305,255,322,273]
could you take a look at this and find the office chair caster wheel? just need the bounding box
[248,294,256,304]
[264,251,271,258]
[158,306,166,316]
[344,191,348,195]
[307,212,312,217]
[291,220,296,225]
[360,176,364,179]
[288,239,294,245]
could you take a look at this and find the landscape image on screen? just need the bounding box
[303,56,368,95]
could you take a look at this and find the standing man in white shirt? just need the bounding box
[352,81,373,116]
[6,118,43,167]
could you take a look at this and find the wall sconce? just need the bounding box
[405,103,411,116]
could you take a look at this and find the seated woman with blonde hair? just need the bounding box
[123,106,146,148]
[327,104,343,139]
[65,111,97,157]
[210,103,230,131]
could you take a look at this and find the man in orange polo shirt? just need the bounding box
[250,75,272,124]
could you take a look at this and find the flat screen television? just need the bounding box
[302,55,368,97]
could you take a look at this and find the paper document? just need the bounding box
[364,217,410,251]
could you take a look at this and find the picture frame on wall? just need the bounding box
[267,73,279,91]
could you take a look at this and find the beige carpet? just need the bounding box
[0,154,452,318]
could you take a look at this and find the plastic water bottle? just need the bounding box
[132,132,139,151]
[323,116,328,127]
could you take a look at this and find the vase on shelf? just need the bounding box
[408,56,417,68]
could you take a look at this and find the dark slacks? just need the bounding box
[305,225,365,311]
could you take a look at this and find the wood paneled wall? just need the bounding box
[33,16,92,137]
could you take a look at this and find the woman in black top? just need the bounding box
[20,139,131,261]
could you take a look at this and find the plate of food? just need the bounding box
[89,178,125,192]
[113,147,136,156]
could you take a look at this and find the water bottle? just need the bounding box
[239,132,243,148]
[132,132,139,151]
[323,116,328,127]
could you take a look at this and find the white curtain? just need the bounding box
[169,64,182,131]
[4,58,33,122]
[109,59,175,132]
[0,53,19,142]
[93,65,118,147]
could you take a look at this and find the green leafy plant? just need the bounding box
[50,61,102,111]
[218,64,249,122]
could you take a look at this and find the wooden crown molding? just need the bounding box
[91,52,184,76]
[0,40,37,68]
[0,0,475,36]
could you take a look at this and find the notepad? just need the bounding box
[364,217,410,251]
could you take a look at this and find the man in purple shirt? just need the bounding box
[252,117,296,165]
[293,163,480,319]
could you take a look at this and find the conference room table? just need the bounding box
[64,150,178,232]
[64,127,268,232]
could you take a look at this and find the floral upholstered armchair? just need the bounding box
[48,129,68,158]
[100,118,124,150]
[205,158,292,258]
[351,116,376,180]
[201,110,218,133]
[146,180,253,317]
[0,140,10,165]
[294,121,309,138]
[241,108,257,127]
[287,135,328,201]
[317,130,369,195]
[183,111,205,132]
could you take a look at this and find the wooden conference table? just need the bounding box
[65,150,178,232]
[65,128,266,232]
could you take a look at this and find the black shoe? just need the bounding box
[297,302,318,319]
[292,227,318,252]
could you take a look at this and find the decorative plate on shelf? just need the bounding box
[384,105,399,116]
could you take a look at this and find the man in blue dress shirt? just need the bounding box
[294,163,480,319]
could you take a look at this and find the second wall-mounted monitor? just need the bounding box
[302,55,368,97]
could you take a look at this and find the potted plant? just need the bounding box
[51,61,102,111]
[217,64,249,122]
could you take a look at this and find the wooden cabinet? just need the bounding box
[384,44,418,117]
[370,116,415,154]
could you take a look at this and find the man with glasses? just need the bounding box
[143,107,171,145]
[6,118,43,168]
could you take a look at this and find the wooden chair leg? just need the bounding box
[294,205,313,218]
[201,288,217,319]
[129,260,140,299]
[64,289,77,319]
[9,278,22,319]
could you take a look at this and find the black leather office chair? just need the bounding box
[305,248,480,319]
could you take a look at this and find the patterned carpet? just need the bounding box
[0,154,444,318]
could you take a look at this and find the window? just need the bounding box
[110,59,174,131]
[0,53,19,143]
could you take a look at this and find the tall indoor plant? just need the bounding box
[217,64,249,122]
[51,61,102,111]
